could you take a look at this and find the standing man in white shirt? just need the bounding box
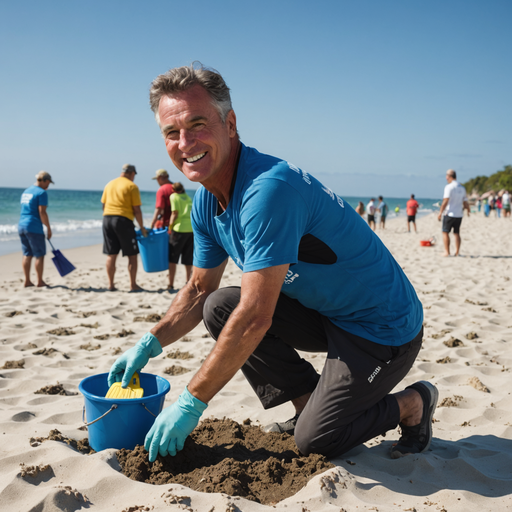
[366,198,376,231]
[438,169,470,257]
[502,190,511,218]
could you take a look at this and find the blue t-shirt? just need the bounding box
[192,144,423,346]
[19,185,48,234]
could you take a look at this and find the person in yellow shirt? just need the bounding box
[101,164,147,291]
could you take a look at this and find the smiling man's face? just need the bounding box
[158,85,237,189]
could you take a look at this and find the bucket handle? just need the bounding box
[141,403,157,418]
[82,402,157,427]
[82,404,118,427]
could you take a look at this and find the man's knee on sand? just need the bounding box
[294,418,347,457]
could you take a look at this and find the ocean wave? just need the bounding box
[0,219,103,238]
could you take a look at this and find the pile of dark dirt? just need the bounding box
[133,314,162,323]
[34,383,76,396]
[163,365,191,375]
[33,348,58,356]
[79,343,101,351]
[79,322,99,329]
[29,429,94,454]
[117,418,334,505]
[1,359,25,369]
[46,327,76,336]
[116,329,135,338]
[5,310,23,317]
[166,349,193,359]
[443,337,464,347]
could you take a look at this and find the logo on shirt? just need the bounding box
[288,162,311,185]
[284,269,299,285]
[21,193,34,204]
[322,187,345,208]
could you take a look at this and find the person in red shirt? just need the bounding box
[406,194,419,233]
[150,169,174,229]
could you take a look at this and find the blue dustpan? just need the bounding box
[48,240,76,277]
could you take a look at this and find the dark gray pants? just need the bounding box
[203,286,422,458]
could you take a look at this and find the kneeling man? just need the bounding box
[109,64,437,462]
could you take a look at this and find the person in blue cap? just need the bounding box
[109,63,438,463]
[18,171,54,287]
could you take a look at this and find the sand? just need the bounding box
[1,212,511,511]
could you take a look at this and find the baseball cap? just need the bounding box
[35,171,54,184]
[122,164,137,174]
[152,169,169,180]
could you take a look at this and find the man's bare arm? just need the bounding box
[150,260,228,348]
[38,205,52,240]
[168,211,178,229]
[150,207,164,229]
[188,263,290,404]
[132,205,147,235]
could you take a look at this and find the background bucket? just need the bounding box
[136,228,169,273]
[79,372,170,451]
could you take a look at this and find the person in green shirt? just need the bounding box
[168,182,194,290]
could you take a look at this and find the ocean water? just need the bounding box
[0,187,439,256]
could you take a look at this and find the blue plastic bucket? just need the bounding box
[78,372,170,451]
[136,228,169,273]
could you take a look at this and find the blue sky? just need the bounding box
[0,0,510,198]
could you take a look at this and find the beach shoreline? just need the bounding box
[1,212,511,511]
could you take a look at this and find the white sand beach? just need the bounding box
[1,212,511,511]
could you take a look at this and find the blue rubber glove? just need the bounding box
[144,387,208,462]
[107,332,163,387]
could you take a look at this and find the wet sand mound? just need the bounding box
[117,418,333,505]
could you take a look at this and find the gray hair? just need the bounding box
[149,62,233,124]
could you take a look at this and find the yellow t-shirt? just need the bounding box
[101,177,142,221]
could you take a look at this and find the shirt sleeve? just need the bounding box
[443,184,451,199]
[191,191,229,269]
[39,190,48,207]
[240,178,309,272]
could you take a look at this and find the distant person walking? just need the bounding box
[366,198,376,230]
[167,182,194,290]
[503,190,511,218]
[18,171,54,287]
[150,169,174,229]
[377,196,388,229]
[438,169,470,257]
[496,196,502,218]
[488,194,496,216]
[483,198,490,217]
[406,194,419,233]
[101,164,147,291]
[355,201,365,217]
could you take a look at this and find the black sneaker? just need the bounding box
[390,381,438,459]
[263,413,300,435]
